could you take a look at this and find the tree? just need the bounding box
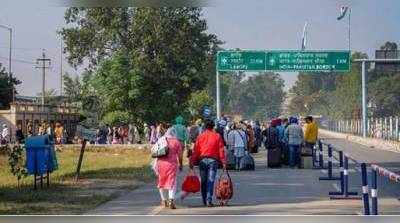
[61,8,220,124]
[287,52,368,119]
[218,72,285,120]
[36,89,62,106]
[186,90,214,120]
[369,74,400,117]
[0,63,21,109]
[380,41,398,50]
[63,73,81,103]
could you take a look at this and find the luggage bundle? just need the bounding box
[239,151,255,170]
[267,146,282,168]
[182,170,201,193]
[215,170,233,206]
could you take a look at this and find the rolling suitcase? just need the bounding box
[239,151,255,170]
[267,146,281,168]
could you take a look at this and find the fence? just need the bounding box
[324,116,400,141]
[313,139,400,215]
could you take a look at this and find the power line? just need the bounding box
[0,56,35,65]
[0,46,43,51]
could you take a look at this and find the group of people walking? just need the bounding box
[152,117,226,209]
[151,115,319,209]
[262,116,318,168]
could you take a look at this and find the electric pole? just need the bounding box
[60,39,63,96]
[35,49,51,107]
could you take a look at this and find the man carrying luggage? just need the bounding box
[190,119,226,207]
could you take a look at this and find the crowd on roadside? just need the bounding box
[0,121,68,145]
[149,114,319,210]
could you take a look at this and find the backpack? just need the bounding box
[150,137,169,158]
[215,170,233,206]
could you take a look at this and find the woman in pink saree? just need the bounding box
[154,127,183,209]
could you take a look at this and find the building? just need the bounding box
[0,101,80,142]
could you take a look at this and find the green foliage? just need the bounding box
[288,52,368,119]
[287,42,400,120]
[102,111,131,126]
[61,8,220,124]
[369,74,400,117]
[0,63,21,109]
[219,72,285,120]
[63,74,81,103]
[63,73,102,127]
[2,144,28,188]
[186,90,214,119]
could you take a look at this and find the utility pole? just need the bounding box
[35,50,51,107]
[60,39,63,96]
[0,24,13,102]
[354,58,400,138]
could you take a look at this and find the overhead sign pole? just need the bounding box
[216,70,221,119]
[354,58,400,138]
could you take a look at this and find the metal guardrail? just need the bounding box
[369,164,400,215]
[313,139,400,215]
[316,140,359,199]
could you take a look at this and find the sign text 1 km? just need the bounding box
[217,50,351,72]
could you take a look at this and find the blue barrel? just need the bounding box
[25,135,58,175]
[25,135,50,148]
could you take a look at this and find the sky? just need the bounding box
[0,0,399,96]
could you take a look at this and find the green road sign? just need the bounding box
[217,50,350,72]
[217,51,266,71]
[266,51,350,72]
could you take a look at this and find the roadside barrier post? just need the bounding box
[318,140,324,169]
[371,168,378,215]
[329,151,344,195]
[330,154,360,199]
[361,163,370,215]
[319,145,340,181]
[343,155,358,197]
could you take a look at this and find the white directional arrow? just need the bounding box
[221,57,228,65]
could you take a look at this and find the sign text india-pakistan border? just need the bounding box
[217,50,351,72]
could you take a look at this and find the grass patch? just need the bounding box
[0,146,155,215]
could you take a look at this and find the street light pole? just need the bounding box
[0,24,13,102]
[361,61,367,138]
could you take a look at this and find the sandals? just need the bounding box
[161,200,169,208]
[168,199,176,209]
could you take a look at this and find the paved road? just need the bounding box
[320,135,400,213]
[89,141,400,215]
[321,136,400,167]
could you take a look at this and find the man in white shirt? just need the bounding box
[1,124,10,144]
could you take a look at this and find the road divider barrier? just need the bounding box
[318,144,341,181]
[369,164,400,215]
[313,139,400,215]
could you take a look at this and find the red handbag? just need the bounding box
[182,170,201,193]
